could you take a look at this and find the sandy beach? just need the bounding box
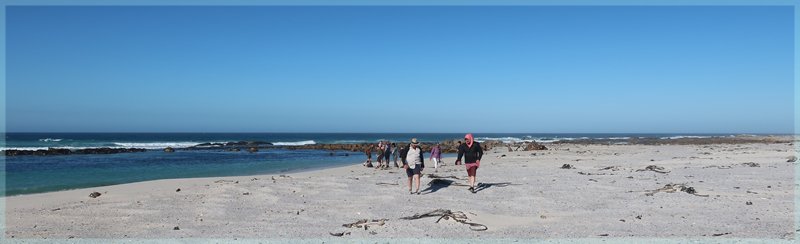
[4,139,797,240]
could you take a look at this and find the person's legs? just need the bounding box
[467,166,477,192]
[406,168,414,193]
[434,158,439,169]
[413,173,421,193]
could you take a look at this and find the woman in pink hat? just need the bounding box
[455,133,483,193]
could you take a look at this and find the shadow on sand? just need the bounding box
[420,179,518,194]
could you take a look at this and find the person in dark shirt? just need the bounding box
[454,141,463,165]
[455,133,483,193]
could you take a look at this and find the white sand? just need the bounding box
[4,142,797,240]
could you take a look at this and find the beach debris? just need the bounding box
[588,179,598,182]
[243,192,250,195]
[176,188,181,192]
[788,156,797,162]
[746,190,758,194]
[375,182,399,186]
[251,177,259,181]
[560,164,574,169]
[711,232,731,237]
[645,183,708,197]
[746,201,753,205]
[342,219,388,230]
[636,165,670,174]
[578,172,612,176]
[89,192,102,198]
[173,226,180,230]
[599,166,622,171]
[741,162,760,167]
[163,147,175,153]
[51,208,61,211]
[400,209,488,231]
[329,232,350,237]
[635,215,642,220]
[598,234,609,236]
[214,180,235,184]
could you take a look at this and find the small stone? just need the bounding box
[173,226,180,230]
[89,192,102,198]
[176,188,181,192]
[746,201,753,205]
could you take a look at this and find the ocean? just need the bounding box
[2,132,735,196]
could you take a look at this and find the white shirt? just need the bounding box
[406,146,422,169]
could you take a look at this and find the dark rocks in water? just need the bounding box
[5,147,146,156]
[248,147,259,153]
[556,135,792,145]
[89,192,102,198]
[164,147,175,153]
[186,141,272,151]
[278,139,547,153]
[75,148,147,155]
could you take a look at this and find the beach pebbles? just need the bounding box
[89,192,102,198]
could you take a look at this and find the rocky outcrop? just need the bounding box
[280,139,548,153]
[5,147,147,156]
[553,135,793,145]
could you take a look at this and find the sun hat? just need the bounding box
[411,138,419,145]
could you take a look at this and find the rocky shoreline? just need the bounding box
[5,136,792,156]
[552,135,794,145]
[4,147,147,156]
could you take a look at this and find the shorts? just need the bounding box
[406,164,422,177]
[466,163,479,176]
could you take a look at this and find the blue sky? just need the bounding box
[6,6,794,133]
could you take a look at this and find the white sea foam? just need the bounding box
[112,142,201,149]
[272,140,316,146]
[38,138,63,142]
[1,146,125,151]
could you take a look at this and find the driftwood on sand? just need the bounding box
[400,209,488,231]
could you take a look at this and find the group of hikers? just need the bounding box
[362,133,484,194]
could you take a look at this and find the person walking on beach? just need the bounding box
[454,141,463,165]
[376,142,384,168]
[455,134,482,193]
[391,143,399,168]
[383,141,392,169]
[430,143,442,171]
[401,138,425,194]
[363,144,374,167]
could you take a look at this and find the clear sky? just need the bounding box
[6,6,794,133]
